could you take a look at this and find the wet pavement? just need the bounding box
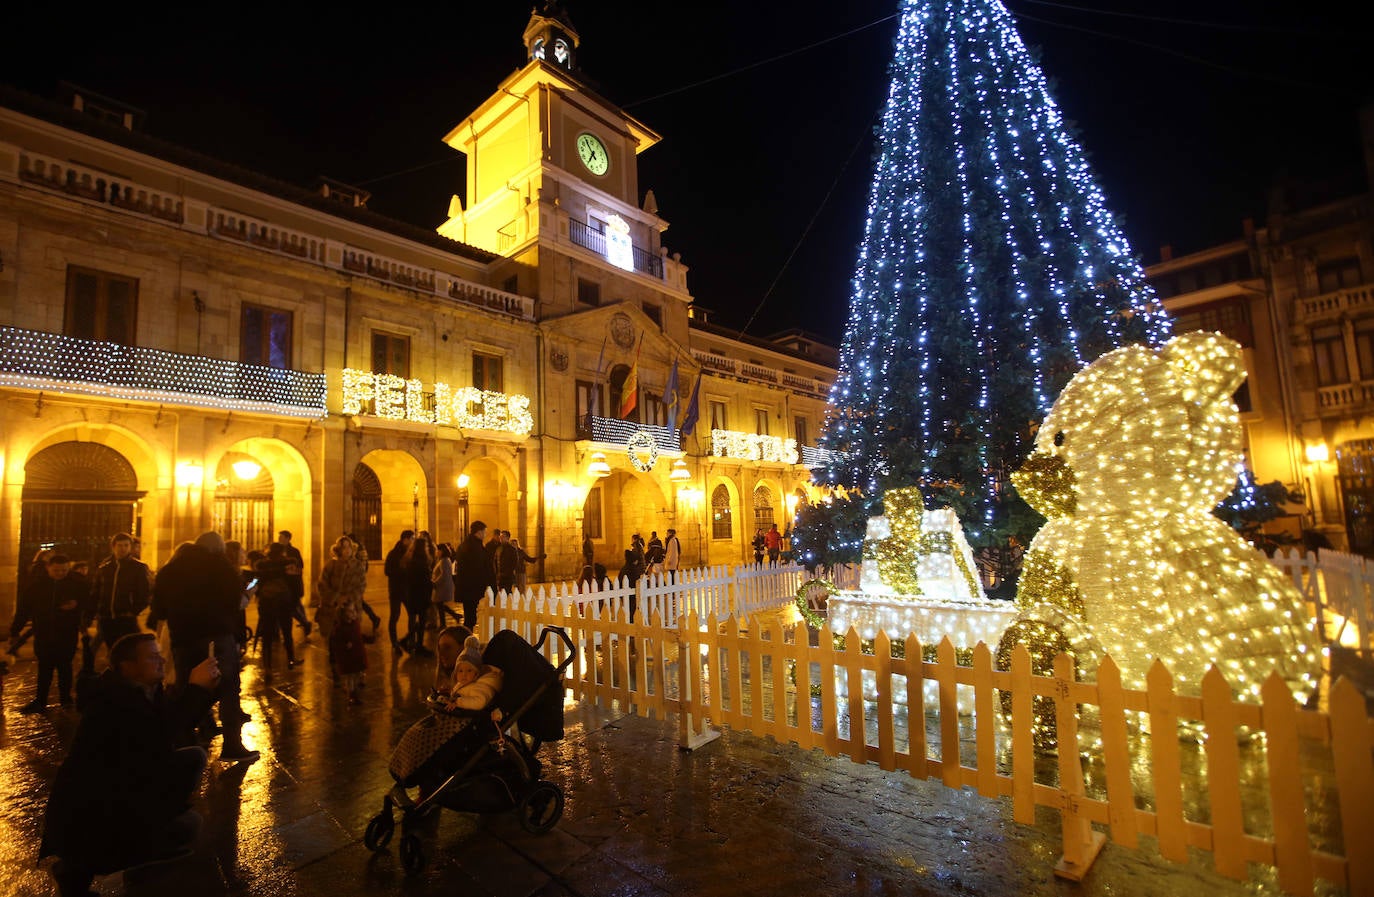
[0,618,1320,897]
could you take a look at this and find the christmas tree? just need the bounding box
[818,0,1170,556]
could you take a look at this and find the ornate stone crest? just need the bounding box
[549,346,569,372]
[610,312,635,349]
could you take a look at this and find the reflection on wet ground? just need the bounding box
[0,614,1343,897]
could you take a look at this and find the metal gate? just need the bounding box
[211,496,274,552]
[352,462,382,560]
[20,441,144,568]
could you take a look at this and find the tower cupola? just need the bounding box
[523,2,580,73]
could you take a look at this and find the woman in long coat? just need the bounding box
[316,536,368,686]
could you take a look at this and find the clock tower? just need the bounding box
[436,5,692,316]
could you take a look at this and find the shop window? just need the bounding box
[241,304,293,369]
[65,266,137,345]
[371,332,410,377]
[711,484,733,541]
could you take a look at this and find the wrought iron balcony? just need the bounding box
[0,326,328,418]
[578,414,680,452]
[568,220,664,279]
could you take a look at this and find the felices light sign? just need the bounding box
[710,429,799,464]
[341,368,533,437]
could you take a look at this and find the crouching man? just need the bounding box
[40,631,220,897]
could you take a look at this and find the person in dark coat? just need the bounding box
[277,530,311,638]
[493,530,521,594]
[9,553,86,712]
[383,530,414,654]
[83,532,151,674]
[150,532,258,761]
[454,521,496,631]
[41,631,219,897]
[253,542,298,672]
[401,533,435,655]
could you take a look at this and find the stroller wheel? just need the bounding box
[399,833,425,874]
[364,812,394,851]
[517,781,565,834]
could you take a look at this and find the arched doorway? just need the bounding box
[212,453,274,551]
[357,449,428,552]
[455,457,514,543]
[583,470,669,576]
[351,463,383,559]
[21,442,145,566]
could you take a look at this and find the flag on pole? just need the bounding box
[619,334,643,418]
[678,372,702,436]
[661,357,680,418]
[590,333,608,419]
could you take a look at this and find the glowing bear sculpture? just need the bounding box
[1002,332,1319,702]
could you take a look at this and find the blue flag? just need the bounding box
[661,358,680,416]
[678,373,701,436]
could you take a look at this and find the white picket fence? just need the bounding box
[491,562,829,629]
[1270,547,1374,660]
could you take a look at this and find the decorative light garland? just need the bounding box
[709,429,800,464]
[341,367,533,436]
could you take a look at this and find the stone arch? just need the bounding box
[585,468,669,569]
[21,441,147,566]
[211,451,276,553]
[454,456,518,544]
[358,448,428,555]
[351,462,383,560]
[217,437,314,571]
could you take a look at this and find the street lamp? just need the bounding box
[588,451,611,478]
[670,458,691,481]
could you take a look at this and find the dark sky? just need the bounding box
[3,2,1370,342]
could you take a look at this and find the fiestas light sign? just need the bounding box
[709,429,799,464]
[341,368,533,437]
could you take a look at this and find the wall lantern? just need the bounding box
[231,459,262,480]
[670,458,691,481]
[588,451,611,478]
[1305,442,1330,464]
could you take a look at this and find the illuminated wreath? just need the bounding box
[626,430,659,472]
[793,578,835,629]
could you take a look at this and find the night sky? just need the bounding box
[2,2,1369,343]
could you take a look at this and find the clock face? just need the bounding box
[577,133,609,176]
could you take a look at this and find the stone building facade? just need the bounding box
[0,9,837,612]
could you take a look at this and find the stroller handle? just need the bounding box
[533,626,578,674]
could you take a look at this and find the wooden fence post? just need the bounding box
[1200,665,1246,880]
[677,611,721,750]
[1262,672,1315,896]
[1146,660,1187,864]
[1330,676,1374,895]
[1053,652,1105,880]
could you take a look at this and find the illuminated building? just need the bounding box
[1145,113,1374,554]
[0,6,834,606]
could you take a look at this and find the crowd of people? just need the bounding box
[3,518,550,897]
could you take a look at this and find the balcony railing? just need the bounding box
[0,326,328,418]
[800,444,845,470]
[568,220,664,279]
[689,350,830,397]
[1317,380,1374,415]
[1300,285,1374,320]
[581,415,681,452]
[19,150,184,224]
[7,141,535,322]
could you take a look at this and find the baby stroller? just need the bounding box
[363,626,576,873]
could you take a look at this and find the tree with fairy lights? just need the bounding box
[814,0,1170,580]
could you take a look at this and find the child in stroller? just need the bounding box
[386,630,502,789]
[366,626,575,873]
